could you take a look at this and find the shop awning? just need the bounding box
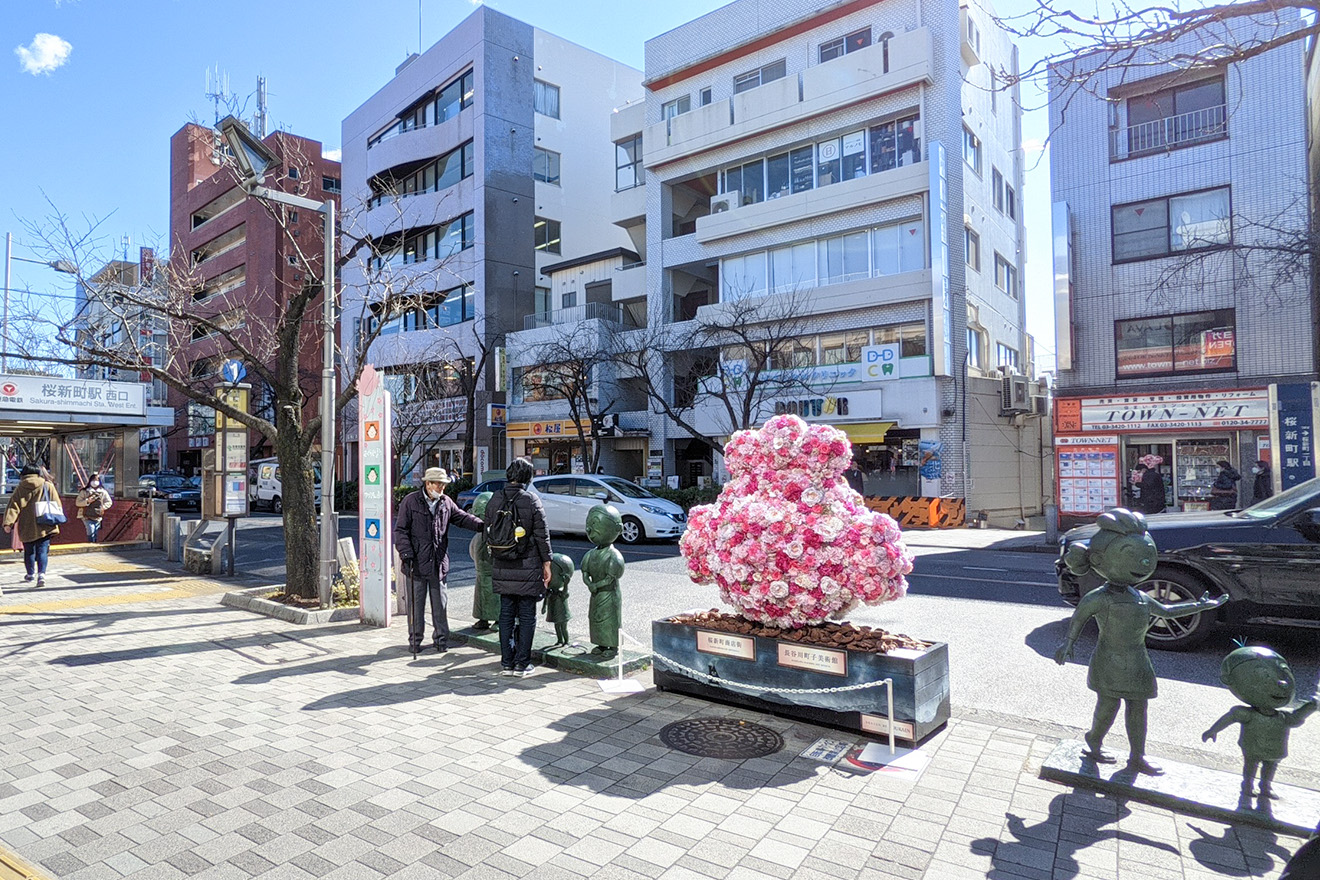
[838,422,895,445]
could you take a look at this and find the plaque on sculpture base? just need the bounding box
[651,618,950,744]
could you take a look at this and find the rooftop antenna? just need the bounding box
[204,65,232,126]
[419,0,423,54]
[255,76,268,138]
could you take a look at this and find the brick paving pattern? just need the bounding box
[0,555,1303,878]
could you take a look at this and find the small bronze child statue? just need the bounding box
[1203,646,1318,800]
[468,492,499,630]
[543,552,575,648]
[1055,508,1227,775]
[582,504,624,657]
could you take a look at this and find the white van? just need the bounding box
[247,458,322,513]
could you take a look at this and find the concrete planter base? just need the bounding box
[222,586,360,625]
[652,618,950,744]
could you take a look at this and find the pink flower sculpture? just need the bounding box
[680,414,914,628]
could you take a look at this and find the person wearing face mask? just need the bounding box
[75,475,114,543]
[1251,460,1273,503]
[1209,459,1242,511]
[392,467,484,656]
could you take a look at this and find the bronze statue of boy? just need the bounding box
[543,552,574,648]
[468,492,500,629]
[582,504,624,657]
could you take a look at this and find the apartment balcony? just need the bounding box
[364,179,475,239]
[611,101,645,143]
[644,29,932,168]
[1109,104,1227,161]
[521,301,633,332]
[611,183,646,229]
[611,261,647,302]
[694,160,927,244]
[364,112,474,181]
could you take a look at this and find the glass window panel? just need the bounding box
[819,236,844,284]
[896,114,920,166]
[817,138,841,186]
[769,241,815,292]
[761,60,786,83]
[898,219,925,272]
[846,29,872,52]
[842,232,869,280]
[766,152,790,199]
[872,225,900,275]
[463,142,475,179]
[1170,188,1229,250]
[820,37,845,62]
[740,159,764,203]
[1112,198,1169,261]
[789,146,814,193]
[842,130,867,180]
[435,143,467,190]
[870,121,896,173]
[901,323,927,357]
[724,164,742,195]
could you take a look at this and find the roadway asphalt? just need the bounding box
[222,512,1320,791]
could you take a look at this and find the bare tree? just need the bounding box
[608,289,830,455]
[516,322,616,472]
[18,133,466,600]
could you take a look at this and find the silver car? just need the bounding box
[530,475,687,544]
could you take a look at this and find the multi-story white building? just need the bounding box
[504,0,1043,526]
[1049,13,1314,527]
[339,6,642,481]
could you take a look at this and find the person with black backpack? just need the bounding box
[485,457,552,677]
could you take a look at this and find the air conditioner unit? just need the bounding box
[1031,393,1050,417]
[710,190,739,215]
[1001,374,1031,414]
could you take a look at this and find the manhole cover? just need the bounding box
[659,718,784,759]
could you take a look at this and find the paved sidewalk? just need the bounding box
[0,560,1304,880]
[901,527,1058,555]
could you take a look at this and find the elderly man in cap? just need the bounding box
[393,467,484,655]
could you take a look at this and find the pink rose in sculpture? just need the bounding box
[680,415,913,627]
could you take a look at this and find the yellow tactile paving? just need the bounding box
[0,571,242,615]
[0,845,52,879]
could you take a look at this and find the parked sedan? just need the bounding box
[1057,476,1320,650]
[530,475,686,544]
[138,473,189,500]
[457,478,506,511]
[166,477,202,513]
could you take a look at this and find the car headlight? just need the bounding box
[640,504,668,516]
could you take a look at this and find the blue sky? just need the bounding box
[1,0,1056,364]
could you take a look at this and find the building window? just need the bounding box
[534,286,552,315]
[615,135,644,191]
[435,69,475,124]
[561,291,577,309]
[1124,75,1226,156]
[1115,309,1236,378]
[1005,183,1017,220]
[996,343,1019,372]
[533,79,560,119]
[369,141,474,207]
[962,127,982,174]
[994,252,1017,298]
[661,95,690,119]
[288,211,299,224]
[965,228,980,271]
[287,166,300,180]
[1111,186,1231,263]
[534,217,561,254]
[322,176,341,194]
[819,28,872,63]
[699,87,712,106]
[990,70,998,113]
[874,322,928,358]
[967,328,985,369]
[733,59,786,94]
[533,147,561,185]
[992,167,1004,212]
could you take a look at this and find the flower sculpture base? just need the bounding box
[652,616,950,744]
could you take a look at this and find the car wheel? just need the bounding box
[272,495,283,515]
[619,516,644,545]
[1139,566,1219,651]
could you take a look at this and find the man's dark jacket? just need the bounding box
[393,490,483,581]
[486,485,552,597]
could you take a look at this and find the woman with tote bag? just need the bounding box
[3,465,62,587]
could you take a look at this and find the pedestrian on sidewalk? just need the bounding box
[486,457,551,677]
[1209,459,1241,510]
[1251,460,1273,503]
[3,465,61,587]
[392,467,484,655]
[1135,455,1166,515]
[75,474,113,543]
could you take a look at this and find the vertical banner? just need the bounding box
[927,142,951,376]
[358,365,393,627]
[1271,382,1317,491]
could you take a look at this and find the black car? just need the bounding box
[166,477,202,512]
[457,478,506,511]
[138,473,189,500]
[1057,476,1320,651]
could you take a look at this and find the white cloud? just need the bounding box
[323,148,342,162]
[15,33,72,75]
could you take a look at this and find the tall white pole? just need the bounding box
[318,199,338,608]
[3,232,11,374]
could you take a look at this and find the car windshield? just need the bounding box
[1234,475,1320,519]
[601,477,655,499]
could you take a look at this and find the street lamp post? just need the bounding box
[3,233,76,373]
[219,116,339,608]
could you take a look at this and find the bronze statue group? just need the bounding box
[1056,508,1317,804]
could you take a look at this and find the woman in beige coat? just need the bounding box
[3,465,61,587]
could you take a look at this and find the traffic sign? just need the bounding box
[221,359,246,385]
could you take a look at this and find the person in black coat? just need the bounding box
[1209,460,1241,511]
[1251,460,1273,503]
[393,467,484,655]
[486,457,552,676]
[1137,465,1166,515]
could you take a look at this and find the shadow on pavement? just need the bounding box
[973,791,1179,879]
[1185,822,1295,877]
[45,621,364,667]
[516,702,817,796]
[297,651,559,709]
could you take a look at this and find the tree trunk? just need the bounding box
[274,412,319,600]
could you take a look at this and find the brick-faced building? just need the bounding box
[168,123,341,473]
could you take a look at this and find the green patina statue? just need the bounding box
[1203,646,1318,800]
[1055,508,1227,775]
[582,503,624,657]
[543,552,575,648]
[468,492,500,629]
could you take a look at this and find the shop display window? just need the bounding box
[1173,439,1230,510]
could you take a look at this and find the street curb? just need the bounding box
[1,541,154,559]
[221,586,360,625]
